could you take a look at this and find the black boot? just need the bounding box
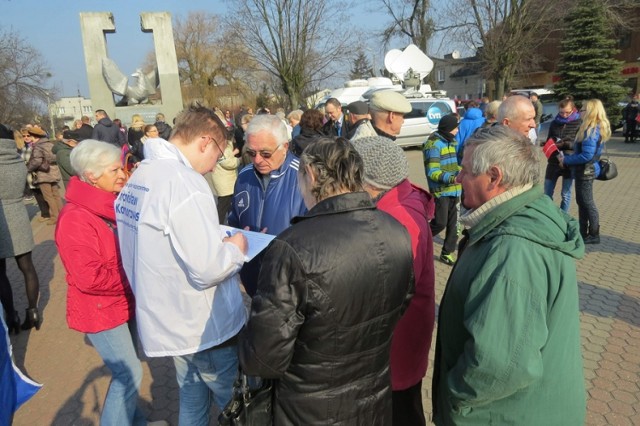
[21,308,41,330]
[584,227,600,245]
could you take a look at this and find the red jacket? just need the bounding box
[55,177,134,333]
[377,179,436,390]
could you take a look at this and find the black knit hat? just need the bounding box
[438,113,459,134]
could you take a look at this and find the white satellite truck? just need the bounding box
[317,44,457,147]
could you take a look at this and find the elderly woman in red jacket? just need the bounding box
[354,135,436,426]
[54,139,147,425]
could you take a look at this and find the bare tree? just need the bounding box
[441,0,562,99]
[0,27,52,126]
[378,0,435,53]
[173,12,258,107]
[225,0,352,109]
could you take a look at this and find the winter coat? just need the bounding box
[115,138,246,357]
[377,179,436,391]
[55,177,135,334]
[563,125,604,180]
[228,151,307,295]
[321,115,351,138]
[77,123,93,141]
[92,117,122,146]
[228,151,306,235]
[26,139,61,184]
[544,112,581,180]
[289,127,323,156]
[433,186,586,426]
[423,132,461,198]
[211,141,239,197]
[52,140,75,186]
[239,191,415,425]
[456,107,485,157]
[0,138,34,258]
[349,119,377,141]
[154,121,172,140]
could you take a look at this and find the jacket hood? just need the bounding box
[469,186,584,259]
[143,137,186,162]
[378,179,435,221]
[98,117,114,127]
[64,176,118,222]
[463,107,484,120]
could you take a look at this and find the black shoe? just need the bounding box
[21,308,41,330]
[583,235,600,245]
[6,310,20,335]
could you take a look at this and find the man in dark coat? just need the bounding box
[154,112,173,140]
[321,98,351,137]
[92,109,123,146]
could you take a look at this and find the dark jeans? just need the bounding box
[430,196,459,255]
[574,178,599,236]
[392,380,426,426]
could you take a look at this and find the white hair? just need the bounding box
[70,139,121,182]
[463,126,541,187]
[245,114,289,146]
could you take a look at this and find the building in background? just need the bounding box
[53,96,93,128]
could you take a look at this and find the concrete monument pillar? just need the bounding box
[79,11,183,125]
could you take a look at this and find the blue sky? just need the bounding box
[1,0,410,100]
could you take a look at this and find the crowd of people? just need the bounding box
[0,87,626,425]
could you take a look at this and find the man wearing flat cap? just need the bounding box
[423,113,462,265]
[368,90,412,141]
[346,100,376,140]
[353,135,436,426]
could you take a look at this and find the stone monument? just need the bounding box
[79,12,183,125]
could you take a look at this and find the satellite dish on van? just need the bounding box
[384,44,434,82]
[451,50,461,59]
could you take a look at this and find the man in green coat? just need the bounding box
[432,125,586,425]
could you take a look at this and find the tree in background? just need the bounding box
[554,0,627,120]
[173,12,258,108]
[441,0,560,100]
[350,52,374,80]
[0,27,52,127]
[378,0,435,53]
[226,0,351,109]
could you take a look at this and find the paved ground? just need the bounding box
[7,135,640,425]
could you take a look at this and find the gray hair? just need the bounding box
[463,126,541,188]
[70,139,122,182]
[245,114,289,146]
[287,110,303,121]
[484,100,501,121]
[497,95,530,123]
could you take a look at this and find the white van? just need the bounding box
[397,95,457,147]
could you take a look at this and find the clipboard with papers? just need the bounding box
[220,225,276,262]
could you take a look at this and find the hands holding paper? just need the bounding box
[224,231,248,255]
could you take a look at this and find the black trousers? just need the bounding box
[392,380,426,426]
[430,196,459,255]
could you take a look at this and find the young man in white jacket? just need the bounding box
[115,106,247,426]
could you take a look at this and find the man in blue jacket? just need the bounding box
[228,114,307,295]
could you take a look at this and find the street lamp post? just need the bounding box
[46,92,55,136]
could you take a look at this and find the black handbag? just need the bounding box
[596,142,618,181]
[597,157,618,180]
[218,371,274,426]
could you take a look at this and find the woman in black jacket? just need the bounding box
[543,96,581,213]
[239,137,414,425]
[289,109,324,156]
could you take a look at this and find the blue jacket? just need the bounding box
[228,151,307,234]
[228,152,307,295]
[563,125,603,178]
[456,108,485,161]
